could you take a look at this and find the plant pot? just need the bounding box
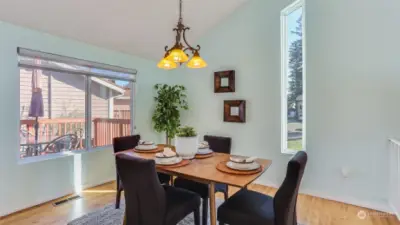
[175,136,198,159]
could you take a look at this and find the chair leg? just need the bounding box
[202,197,208,225]
[194,206,200,225]
[223,190,228,201]
[115,177,121,209]
[115,189,121,209]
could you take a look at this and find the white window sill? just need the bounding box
[281,148,304,155]
[18,145,113,165]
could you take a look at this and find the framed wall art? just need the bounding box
[224,100,246,123]
[214,70,235,93]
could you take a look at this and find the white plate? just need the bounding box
[136,145,157,150]
[156,157,182,165]
[226,161,260,171]
[197,148,213,155]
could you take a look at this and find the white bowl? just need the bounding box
[136,144,157,150]
[226,161,260,171]
[155,156,182,165]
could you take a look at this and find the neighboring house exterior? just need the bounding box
[114,87,131,119]
[20,68,125,120]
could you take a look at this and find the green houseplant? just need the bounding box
[152,84,188,144]
[176,126,197,137]
[175,126,198,159]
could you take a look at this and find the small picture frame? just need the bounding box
[224,100,246,123]
[214,70,235,93]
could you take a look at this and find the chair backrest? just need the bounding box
[113,135,141,153]
[273,151,307,225]
[116,153,166,225]
[204,135,231,154]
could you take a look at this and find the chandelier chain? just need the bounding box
[179,0,183,23]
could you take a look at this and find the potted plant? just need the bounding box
[152,84,188,145]
[175,126,198,159]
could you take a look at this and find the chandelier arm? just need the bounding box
[164,45,173,53]
[182,27,201,51]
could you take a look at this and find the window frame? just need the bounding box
[280,0,306,154]
[17,48,137,162]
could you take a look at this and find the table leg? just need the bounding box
[209,182,217,225]
[123,210,127,225]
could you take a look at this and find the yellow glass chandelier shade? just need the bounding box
[166,48,189,63]
[187,55,207,69]
[157,57,177,70]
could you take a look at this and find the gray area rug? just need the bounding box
[68,199,222,225]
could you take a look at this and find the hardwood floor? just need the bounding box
[1,182,398,225]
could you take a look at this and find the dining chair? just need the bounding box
[116,153,201,225]
[217,151,308,225]
[112,135,171,209]
[174,135,231,225]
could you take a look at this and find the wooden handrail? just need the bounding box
[20,117,131,152]
[92,118,130,123]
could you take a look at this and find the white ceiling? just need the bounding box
[0,0,249,60]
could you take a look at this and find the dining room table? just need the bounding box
[116,145,273,225]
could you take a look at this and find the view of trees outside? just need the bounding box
[286,7,303,150]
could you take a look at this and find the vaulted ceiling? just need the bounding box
[0,0,249,60]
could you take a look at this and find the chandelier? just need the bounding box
[157,0,207,70]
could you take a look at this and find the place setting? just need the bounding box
[216,155,263,175]
[133,140,163,153]
[195,141,214,159]
[155,147,190,168]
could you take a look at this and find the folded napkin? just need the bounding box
[230,156,257,163]
[156,147,176,158]
[198,141,209,149]
[139,140,154,145]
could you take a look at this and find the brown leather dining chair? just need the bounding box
[217,151,308,225]
[112,135,171,209]
[174,135,232,225]
[116,152,201,225]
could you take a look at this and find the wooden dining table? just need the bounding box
[117,146,272,225]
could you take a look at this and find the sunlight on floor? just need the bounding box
[74,154,82,194]
[82,190,117,193]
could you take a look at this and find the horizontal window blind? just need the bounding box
[17,47,137,81]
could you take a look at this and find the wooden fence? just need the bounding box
[113,110,131,119]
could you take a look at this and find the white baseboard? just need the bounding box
[254,181,393,214]
[0,177,117,217]
[389,202,400,221]
[80,176,116,191]
[0,188,73,217]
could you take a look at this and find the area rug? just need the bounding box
[68,199,222,225]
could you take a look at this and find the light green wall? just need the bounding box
[171,0,400,211]
[0,21,169,216]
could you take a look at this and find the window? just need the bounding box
[18,48,136,159]
[281,0,305,153]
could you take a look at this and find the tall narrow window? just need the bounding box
[281,0,305,153]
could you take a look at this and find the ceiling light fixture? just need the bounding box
[158,0,207,70]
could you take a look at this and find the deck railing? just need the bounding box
[20,117,131,150]
[93,118,131,147]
